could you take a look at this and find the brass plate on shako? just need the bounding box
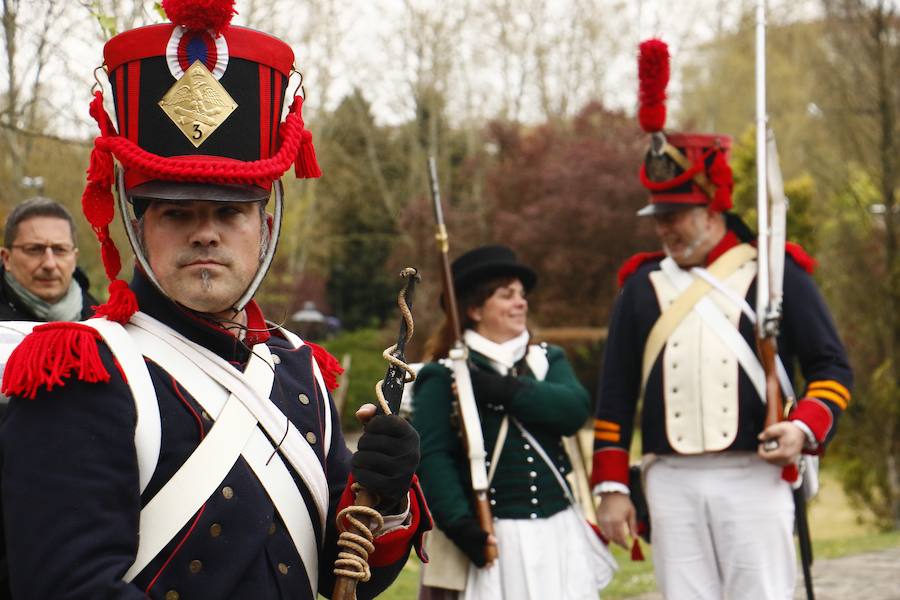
[158,61,238,148]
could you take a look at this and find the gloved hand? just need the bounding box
[442,517,490,567]
[469,367,522,408]
[351,413,420,514]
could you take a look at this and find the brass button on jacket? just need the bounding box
[278,562,289,575]
[222,486,234,499]
[165,591,179,600]
[210,523,222,537]
[189,560,202,574]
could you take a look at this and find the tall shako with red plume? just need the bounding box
[2,0,322,400]
[635,38,734,216]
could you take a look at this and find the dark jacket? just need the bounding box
[412,344,589,530]
[0,270,427,599]
[0,265,97,322]
[591,217,853,487]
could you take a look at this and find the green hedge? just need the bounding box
[321,328,396,429]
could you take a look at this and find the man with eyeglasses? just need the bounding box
[0,197,97,323]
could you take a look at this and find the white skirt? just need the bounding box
[461,506,617,600]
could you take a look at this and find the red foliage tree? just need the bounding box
[484,101,655,326]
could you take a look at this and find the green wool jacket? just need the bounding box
[411,343,590,530]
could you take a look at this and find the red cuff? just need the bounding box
[337,475,433,568]
[369,475,432,566]
[590,447,629,487]
[789,397,834,445]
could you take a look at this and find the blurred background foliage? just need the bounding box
[1,0,898,529]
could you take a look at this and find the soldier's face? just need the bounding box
[653,206,717,267]
[468,279,528,343]
[0,216,78,303]
[140,200,271,316]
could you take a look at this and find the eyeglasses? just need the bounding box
[9,243,76,258]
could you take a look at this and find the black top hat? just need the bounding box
[451,245,537,296]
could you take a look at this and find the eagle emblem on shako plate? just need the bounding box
[159,60,237,147]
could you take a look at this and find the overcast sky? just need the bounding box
[5,0,826,138]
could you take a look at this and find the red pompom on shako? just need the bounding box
[635,39,733,217]
[162,0,237,36]
[2,0,322,400]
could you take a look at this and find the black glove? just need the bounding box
[469,367,522,409]
[351,414,420,514]
[443,517,489,567]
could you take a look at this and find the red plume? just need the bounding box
[162,0,237,36]
[638,39,670,133]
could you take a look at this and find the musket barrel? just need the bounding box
[755,0,770,332]
[426,156,498,564]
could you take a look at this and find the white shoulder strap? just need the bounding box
[690,266,796,400]
[122,323,320,595]
[641,243,757,393]
[659,259,768,403]
[129,312,329,520]
[83,318,161,494]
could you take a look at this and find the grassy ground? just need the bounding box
[340,467,898,600]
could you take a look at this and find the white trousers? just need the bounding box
[646,453,795,600]
[461,506,616,600]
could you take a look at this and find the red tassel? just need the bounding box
[162,0,237,36]
[631,538,645,561]
[295,130,322,179]
[1,323,110,400]
[88,91,117,138]
[93,280,139,325]
[87,147,114,187]
[782,463,800,484]
[307,341,344,392]
[707,150,734,211]
[637,39,670,133]
[82,181,115,230]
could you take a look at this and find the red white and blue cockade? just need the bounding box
[166,26,229,80]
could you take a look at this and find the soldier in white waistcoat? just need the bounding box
[0,2,430,598]
[590,39,852,600]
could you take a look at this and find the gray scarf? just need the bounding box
[3,269,84,322]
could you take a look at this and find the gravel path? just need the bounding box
[626,546,900,599]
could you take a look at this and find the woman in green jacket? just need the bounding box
[412,245,615,600]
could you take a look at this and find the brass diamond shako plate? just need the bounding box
[158,61,237,148]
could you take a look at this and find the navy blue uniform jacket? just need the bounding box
[0,270,428,599]
[591,220,853,486]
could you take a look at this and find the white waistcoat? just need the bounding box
[648,257,757,453]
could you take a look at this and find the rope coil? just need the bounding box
[332,268,418,589]
[334,483,384,581]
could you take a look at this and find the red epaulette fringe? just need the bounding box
[307,341,344,392]
[618,252,665,288]
[786,242,817,274]
[1,323,110,400]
